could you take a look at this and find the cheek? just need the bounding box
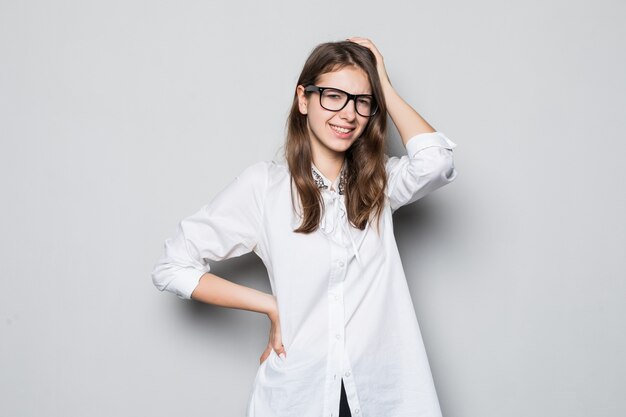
[308,114,323,129]
[309,112,331,130]
[356,120,368,133]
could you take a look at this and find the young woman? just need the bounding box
[152,37,458,417]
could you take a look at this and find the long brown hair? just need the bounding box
[285,40,388,234]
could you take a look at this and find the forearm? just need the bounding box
[190,272,278,318]
[381,78,436,146]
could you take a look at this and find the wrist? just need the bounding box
[265,294,279,320]
[380,78,396,102]
[380,74,393,90]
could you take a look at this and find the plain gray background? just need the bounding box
[1,1,624,416]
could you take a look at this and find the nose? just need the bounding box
[339,98,357,119]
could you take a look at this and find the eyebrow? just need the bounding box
[322,86,373,95]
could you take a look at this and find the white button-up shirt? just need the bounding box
[152,131,458,417]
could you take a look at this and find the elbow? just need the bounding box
[437,150,458,183]
[151,264,169,293]
[419,147,457,186]
[409,148,457,189]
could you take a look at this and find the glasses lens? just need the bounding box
[320,89,348,111]
[356,96,377,117]
[320,88,377,116]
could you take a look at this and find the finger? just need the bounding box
[348,39,378,53]
[346,38,367,45]
[274,343,287,360]
[260,342,276,364]
[347,37,372,45]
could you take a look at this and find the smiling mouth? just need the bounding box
[329,123,355,134]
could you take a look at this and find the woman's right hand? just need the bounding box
[260,299,286,364]
[346,37,391,86]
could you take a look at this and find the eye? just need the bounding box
[323,90,345,100]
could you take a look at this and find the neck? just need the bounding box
[311,151,345,184]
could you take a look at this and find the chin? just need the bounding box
[326,134,359,150]
[327,140,355,153]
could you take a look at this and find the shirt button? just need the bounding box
[355,408,360,414]
[334,295,339,301]
[344,371,351,377]
[335,334,341,339]
[338,261,345,267]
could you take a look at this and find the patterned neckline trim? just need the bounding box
[311,161,347,195]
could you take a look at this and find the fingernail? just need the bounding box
[279,352,286,360]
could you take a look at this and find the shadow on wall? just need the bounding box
[167,252,271,342]
[391,194,457,282]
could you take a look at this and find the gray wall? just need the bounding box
[1,1,624,416]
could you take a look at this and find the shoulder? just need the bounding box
[237,160,272,181]
[265,158,291,187]
[233,159,290,192]
[235,159,283,184]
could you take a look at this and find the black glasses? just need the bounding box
[304,85,379,117]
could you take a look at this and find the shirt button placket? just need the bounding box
[341,350,363,417]
[326,242,348,417]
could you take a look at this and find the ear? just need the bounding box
[296,85,308,115]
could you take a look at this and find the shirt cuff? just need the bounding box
[405,131,457,157]
[167,267,207,300]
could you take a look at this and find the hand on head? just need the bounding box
[346,37,391,86]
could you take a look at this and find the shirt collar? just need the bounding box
[311,160,347,195]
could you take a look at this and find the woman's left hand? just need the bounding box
[346,37,391,86]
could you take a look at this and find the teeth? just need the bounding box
[330,124,353,134]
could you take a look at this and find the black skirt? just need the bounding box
[339,378,352,417]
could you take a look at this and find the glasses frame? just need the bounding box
[304,85,379,117]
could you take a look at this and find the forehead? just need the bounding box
[316,66,371,95]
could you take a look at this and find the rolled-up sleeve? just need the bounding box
[151,161,269,300]
[385,131,458,212]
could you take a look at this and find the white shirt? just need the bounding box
[151,131,458,417]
